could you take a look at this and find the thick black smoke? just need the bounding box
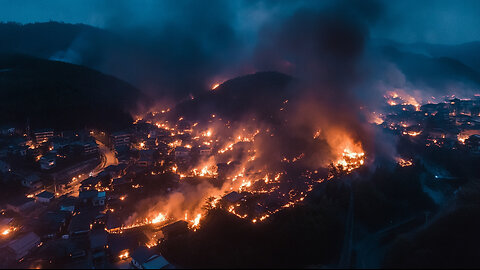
[247,1,385,160]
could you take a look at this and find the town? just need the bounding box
[1,91,480,268]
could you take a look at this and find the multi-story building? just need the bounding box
[34,129,54,143]
[110,131,131,149]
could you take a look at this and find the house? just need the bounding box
[22,174,42,189]
[90,229,108,261]
[49,137,70,151]
[130,246,171,269]
[130,246,158,269]
[142,255,171,269]
[80,176,102,191]
[4,232,41,260]
[6,197,35,213]
[223,191,244,204]
[35,191,55,203]
[38,211,69,238]
[68,210,98,236]
[59,196,77,213]
[160,220,189,240]
[39,154,56,170]
[79,190,106,207]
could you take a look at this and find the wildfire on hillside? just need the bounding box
[113,107,367,234]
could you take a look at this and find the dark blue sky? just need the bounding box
[0,0,479,45]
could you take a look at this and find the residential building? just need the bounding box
[110,131,131,149]
[35,191,55,203]
[34,129,54,143]
[3,232,41,260]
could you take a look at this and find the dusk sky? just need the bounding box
[1,0,480,45]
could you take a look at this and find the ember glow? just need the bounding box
[385,90,422,111]
[4,1,480,268]
[120,110,368,232]
[118,250,129,260]
[396,157,413,167]
[335,148,365,172]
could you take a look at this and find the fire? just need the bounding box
[369,112,384,125]
[335,148,365,172]
[211,83,220,90]
[385,90,421,111]
[118,250,129,260]
[403,131,421,137]
[192,165,218,177]
[125,109,369,237]
[457,130,480,144]
[324,128,366,172]
[203,130,213,137]
[396,158,413,167]
[191,214,202,229]
[458,135,468,144]
[151,213,167,224]
[1,226,17,237]
[108,212,169,234]
[387,100,397,106]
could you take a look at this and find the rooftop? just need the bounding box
[36,191,55,199]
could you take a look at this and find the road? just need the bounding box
[91,140,118,176]
[54,140,118,196]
